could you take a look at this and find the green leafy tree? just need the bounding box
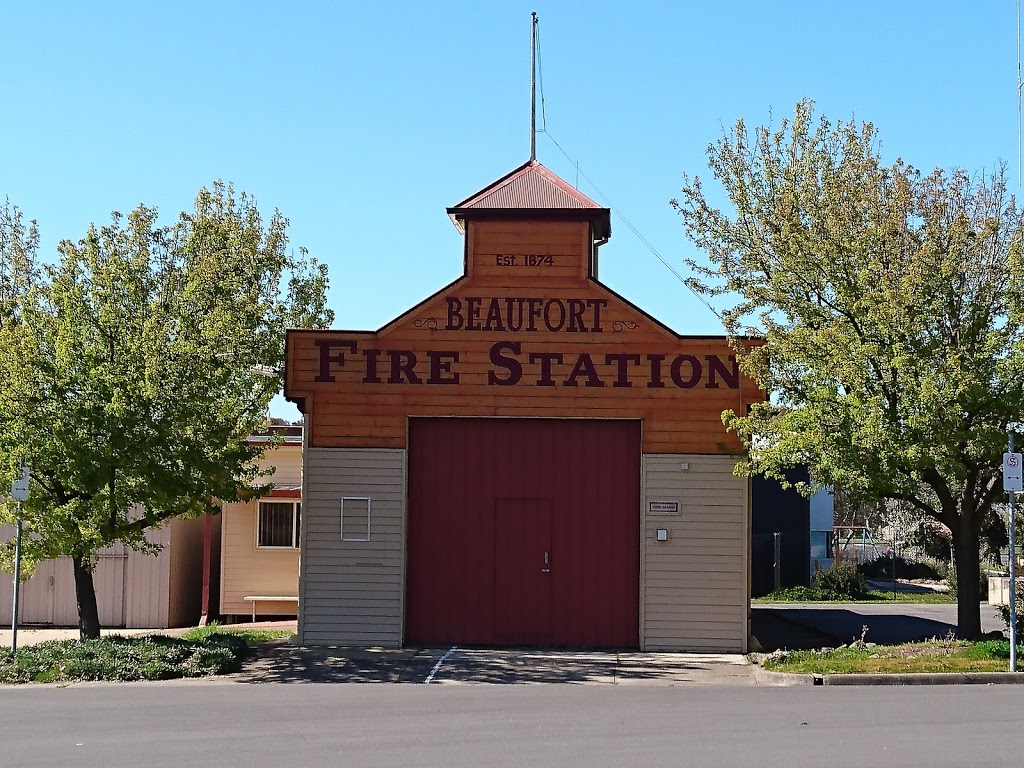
[673,100,1024,638]
[0,183,333,639]
[0,198,40,323]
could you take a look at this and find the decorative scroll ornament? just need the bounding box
[413,317,439,330]
[612,320,639,332]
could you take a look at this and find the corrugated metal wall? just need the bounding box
[406,418,641,648]
[124,526,171,628]
[1,521,204,629]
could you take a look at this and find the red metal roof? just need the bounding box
[247,424,303,446]
[451,160,603,211]
[448,160,611,241]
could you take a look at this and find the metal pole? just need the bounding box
[1010,432,1018,672]
[11,508,22,653]
[891,540,897,597]
[530,11,537,162]
[773,532,781,591]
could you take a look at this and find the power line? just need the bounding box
[531,14,721,324]
[540,130,724,323]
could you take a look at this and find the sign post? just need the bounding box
[10,466,29,654]
[1003,444,1021,672]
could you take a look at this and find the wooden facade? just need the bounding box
[287,218,760,453]
[287,159,761,651]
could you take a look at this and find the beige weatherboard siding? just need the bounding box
[219,499,300,617]
[641,454,749,652]
[219,441,303,618]
[298,447,405,646]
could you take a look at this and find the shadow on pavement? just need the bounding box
[752,607,962,652]
[429,649,744,685]
[234,642,432,683]
[234,643,751,685]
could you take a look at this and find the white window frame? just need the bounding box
[256,499,301,549]
[341,496,371,542]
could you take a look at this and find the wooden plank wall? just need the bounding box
[466,220,590,283]
[287,220,761,454]
[641,454,749,652]
[298,447,405,646]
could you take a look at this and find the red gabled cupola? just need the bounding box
[447,160,611,280]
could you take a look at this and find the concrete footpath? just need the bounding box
[231,642,755,685]
[0,622,757,686]
[4,605,1018,686]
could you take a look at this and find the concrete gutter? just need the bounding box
[822,672,1024,686]
[751,665,817,686]
[751,664,1024,686]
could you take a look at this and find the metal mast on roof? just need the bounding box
[531,11,538,162]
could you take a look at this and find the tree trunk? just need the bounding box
[952,537,983,639]
[72,555,101,640]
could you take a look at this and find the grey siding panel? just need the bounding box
[298,447,405,646]
[641,454,749,653]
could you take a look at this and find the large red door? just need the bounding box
[406,418,640,648]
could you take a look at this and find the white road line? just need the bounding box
[424,645,458,684]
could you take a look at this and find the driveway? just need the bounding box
[231,643,754,685]
[1,622,754,686]
[752,602,1006,651]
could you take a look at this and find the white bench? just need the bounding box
[242,595,299,621]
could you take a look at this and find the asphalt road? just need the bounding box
[5,682,1024,768]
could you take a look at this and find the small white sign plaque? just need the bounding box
[1004,453,1023,492]
[10,466,29,502]
[649,501,679,514]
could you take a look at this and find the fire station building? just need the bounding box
[285,160,762,651]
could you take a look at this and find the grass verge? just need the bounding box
[0,633,249,684]
[180,622,294,645]
[763,639,1021,674]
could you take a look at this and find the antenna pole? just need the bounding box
[530,11,538,162]
[1018,0,1022,185]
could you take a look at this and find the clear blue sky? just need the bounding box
[3,1,1019,418]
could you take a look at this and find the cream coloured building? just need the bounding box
[218,427,303,621]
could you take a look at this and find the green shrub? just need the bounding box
[764,585,821,601]
[0,634,248,685]
[966,639,1013,659]
[858,555,948,581]
[814,563,868,600]
[996,593,1024,638]
[919,555,951,581]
